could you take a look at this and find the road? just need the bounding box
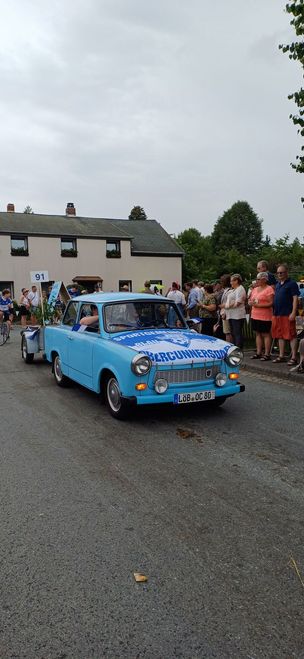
[0,331,303,659]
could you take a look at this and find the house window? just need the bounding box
[11,236,28,256]
[119,280,132,292]
[106,240,121,258]
[0,281,14,297]
[61,237,77,257]
[150,280,163,294]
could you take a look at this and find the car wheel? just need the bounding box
[105,375,130,420]
[53,354,70,387]
[21,336,34,363]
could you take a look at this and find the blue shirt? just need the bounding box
[266,272,277,286]
[188,287,200,309]
[0,296,13,312]
[273,278,299,316]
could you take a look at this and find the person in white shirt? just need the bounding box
[225,274,247,348]
[27,285,40,324]
[167,282,186,316]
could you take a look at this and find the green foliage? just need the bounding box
[176,228,214,281]
[211,201,263,255]
[23,205,34,214]
[128,206,147,221]
[175,200,304,282]
[279,1,304,183]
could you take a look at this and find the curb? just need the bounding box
[241,361,304,385]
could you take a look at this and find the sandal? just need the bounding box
[287,358,298,366]
[250,354,262,359]
[272,357,285,363]
[260,355,271,361]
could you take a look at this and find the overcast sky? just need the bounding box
[0,0,303,239]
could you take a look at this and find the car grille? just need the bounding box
[154,365,220,385]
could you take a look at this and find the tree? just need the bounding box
[23,205,34,214]
[211,201,263,256]
[279,2,304,179]
[128,206,147,220]
[176,228,214,281]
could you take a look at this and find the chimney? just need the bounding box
[66,202,76,216]
[7,203,15,212]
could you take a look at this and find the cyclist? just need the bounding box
[0,289,14,332]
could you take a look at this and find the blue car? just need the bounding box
[22,293,245,419]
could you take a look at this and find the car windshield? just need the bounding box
[104,301,187,333]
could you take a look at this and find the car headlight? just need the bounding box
[131,354,152,376]
[154,378,168,394]
[215,372,227,387]
[225,346,243,367]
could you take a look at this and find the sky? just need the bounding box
[0,0,303,240]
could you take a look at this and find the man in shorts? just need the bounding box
[272,264,299,365]
[0,289,14,331]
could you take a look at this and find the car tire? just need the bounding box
[105,375,130,420]
[21,335,34,363]
[53,353,70,387]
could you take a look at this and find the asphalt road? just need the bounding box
[0,332,304,659]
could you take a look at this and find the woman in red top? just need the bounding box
[248,271,274,360]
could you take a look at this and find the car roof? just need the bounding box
[72,292,168,303]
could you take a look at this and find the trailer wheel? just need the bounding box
[21,335,34,363]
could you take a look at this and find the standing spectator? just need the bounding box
[257,260,276,287]
[167,282,186,317]
[187,281,201,318]
[197,284,218,336]
[248,272,274,360]
[219,274,233,343]
[19,288,30,327]
[198,281,205,300]
[0,289,14,331]
[183,283,191,305]
[143,280,153,294]
[213,281,224,305]
[28,285,40,324]
[272,264,299,365]
[68,285,79,298]
[225,274,247,348]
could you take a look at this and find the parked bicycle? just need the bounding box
[0,320,10,345]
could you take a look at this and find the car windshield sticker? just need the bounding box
[111,329,231,364]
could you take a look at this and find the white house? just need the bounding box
[0,203,184,297]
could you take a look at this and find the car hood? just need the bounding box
[110,329,232,365]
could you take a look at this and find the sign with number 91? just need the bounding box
[30,270,49,283]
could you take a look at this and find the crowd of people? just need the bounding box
[1,263,304,372]
[170,260,303,373]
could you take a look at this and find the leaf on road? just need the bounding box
[133,572,148,583]
[176,427,203,443]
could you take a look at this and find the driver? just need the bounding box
[80,304,99,329]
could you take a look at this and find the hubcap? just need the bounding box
[54,356,62,381]
[22,338,27,359]
[107,378,121,412]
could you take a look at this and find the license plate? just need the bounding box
[173,390,215,404]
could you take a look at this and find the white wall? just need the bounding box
[0,235,182,297]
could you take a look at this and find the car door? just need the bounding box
[59,300,80,370]
[67,303,100,389]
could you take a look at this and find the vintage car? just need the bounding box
[21,293,245,419]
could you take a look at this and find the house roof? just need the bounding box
[0,212,183,256]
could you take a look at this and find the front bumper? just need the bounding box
[127,382,245,406]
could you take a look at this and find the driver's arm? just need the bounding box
[80,315,99,326]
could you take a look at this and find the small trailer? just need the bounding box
[21,326,46,363]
